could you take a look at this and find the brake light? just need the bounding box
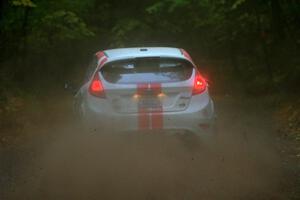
[192,71,207,95]
[89,72,105,98]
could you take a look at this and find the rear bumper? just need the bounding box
[83,98,215,135]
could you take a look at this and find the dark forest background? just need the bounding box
[0,0,299,102]
[0,2,299,197]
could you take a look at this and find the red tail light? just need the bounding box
[192,70,207,95]
[89,72,105,98]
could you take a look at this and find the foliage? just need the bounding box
[0,0,299,93]
[11,0,36,8]
[111,18,144,47]
[276,97,300,156]
[33,10,94,47]
[231,0,247,10]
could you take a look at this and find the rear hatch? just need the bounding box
[99,57,194,113]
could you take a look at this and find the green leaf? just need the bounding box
[168,0,189,12]
[11,0,36,8]
[231,0,247,10]
[30,10,94,47]
[146,2,164,14]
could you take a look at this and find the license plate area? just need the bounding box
[139,96,161,109]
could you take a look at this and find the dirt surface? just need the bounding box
[0,94,299,200]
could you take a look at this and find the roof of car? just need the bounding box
[102,47,186,61]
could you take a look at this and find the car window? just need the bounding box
[101,57,193,84]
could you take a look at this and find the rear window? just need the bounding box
[100,57,193,84]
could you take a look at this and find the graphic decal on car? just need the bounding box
[137,83,163,130]
[95,51,108,68]
[180,48,194,63]
[137,83,150,130]
[150,83,163,130]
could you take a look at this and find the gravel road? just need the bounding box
[1,95,299,200]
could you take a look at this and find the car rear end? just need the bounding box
[80,48,215,135]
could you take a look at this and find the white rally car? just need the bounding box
[74,47,215,136]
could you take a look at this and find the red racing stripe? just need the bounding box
[139,108,150,130]
[152,108,163,129]
[95,51,105,60]
[180,49,194,63]
[150,83,163,130]
[99,57,108,68]
[95,51,108,68]
[137,83,150,130]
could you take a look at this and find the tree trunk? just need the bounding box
[21,7,30,50]
[229,38,240,77]
[254,6,274,83]
[0,0,8,62]
[0,0,7,22]
[15,7,31,84]
[270,0,285,41]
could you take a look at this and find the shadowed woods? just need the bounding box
[0,0,299,199]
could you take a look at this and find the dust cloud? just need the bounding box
[5,96,285,200]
